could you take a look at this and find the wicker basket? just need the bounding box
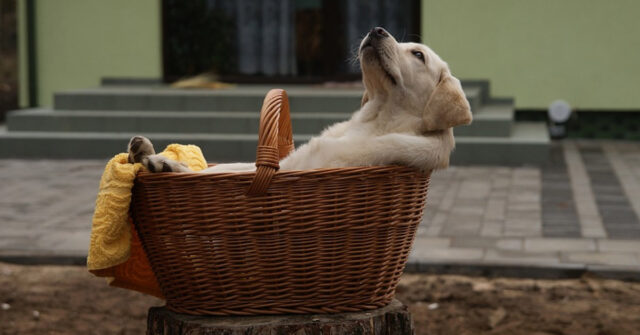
[131,89,430,315]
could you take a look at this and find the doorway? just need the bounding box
[161,0,420,83]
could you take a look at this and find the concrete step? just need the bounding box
[451,122,550,165]
[53,85,482,114]
[7,109,349,135]
[460,80,515,107]
[54,86,361,113]
[0,130,306,162]
[0,122,550,165]
[454,104,514,137]
[463,86,482,113]
[461,80,490,104]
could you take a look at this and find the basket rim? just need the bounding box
[135,165,430,181]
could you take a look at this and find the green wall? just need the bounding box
[19,0,161,107]
[422,0,640,110]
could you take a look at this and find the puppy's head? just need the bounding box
[359,27,472,131]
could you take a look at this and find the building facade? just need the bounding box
[18,0,640,110]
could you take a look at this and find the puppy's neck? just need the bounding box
[425,128,455,149]
[421,128,447,136]
[357,99,383,122]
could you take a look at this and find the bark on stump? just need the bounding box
[147,299,413,335]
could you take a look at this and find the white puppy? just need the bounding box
[128,27,472,173]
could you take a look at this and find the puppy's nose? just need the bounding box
[370,27,389,39]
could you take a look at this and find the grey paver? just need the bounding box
[507,202,540,212]
[484,199,506,221]
[483,249,561,265]
[524,238,596,252]
[604,142,640,223]
[37,230,90,253]
[597,239,640,252]
[479,222,503,237]
[441,221,482,237]
[449,205,485,216]
[579,144,640,238]
[495,238,524,251]
[457,180,491,200]
[541,144,581,238]
[561,251,639,267]
[410,246,484,262]
[503,229,541,237]
[451,237,523,251]
[0,236,43,250]
[421,211,447,237]
[504,216,540,227]
[411,237,451,249]
[581,226,607,238]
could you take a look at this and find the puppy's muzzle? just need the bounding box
[360,27,390,53]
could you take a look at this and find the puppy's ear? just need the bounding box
[422,71,472,131]
[361,90,369,107]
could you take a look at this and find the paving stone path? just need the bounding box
[1,140,639,278]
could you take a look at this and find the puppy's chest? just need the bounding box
[341,112,422,138]
[370,114,423,135]
[342,124,383,138]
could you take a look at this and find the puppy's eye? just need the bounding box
[411,50,425,62]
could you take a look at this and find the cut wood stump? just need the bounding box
[147,299,414,335]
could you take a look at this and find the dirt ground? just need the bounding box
[0,262,639,335]
[398,274,640,335]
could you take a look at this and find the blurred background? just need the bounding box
[0,0,637,142]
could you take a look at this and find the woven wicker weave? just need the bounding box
[131,89,430,315]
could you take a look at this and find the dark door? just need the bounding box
[162,0,420,83]
[0,0,17,119]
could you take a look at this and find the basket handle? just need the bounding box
[246,89,294,196]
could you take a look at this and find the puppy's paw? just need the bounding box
[128,136,155,164]
[143,155,191,173]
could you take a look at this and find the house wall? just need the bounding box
[19,1,640,110]
[19,0,162,107]
[422,0,640,109]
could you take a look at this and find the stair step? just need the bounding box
[0,130,310,161]
[461,80,490,105]
[463,86,482,113]
[7,109,350,135]
[53,85,482,114]
[451,122,550,165]
[454,104,514,137]
[0,122,550,165]
[54,86,360,113]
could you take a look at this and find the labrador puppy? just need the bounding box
[128,27,472,173]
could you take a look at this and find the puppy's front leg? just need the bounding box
[373,133,453,171]
[127,136,192,173]
[280,132,452,171]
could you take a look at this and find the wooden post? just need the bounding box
[147,299,414,335]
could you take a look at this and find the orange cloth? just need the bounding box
[90,222,163,298]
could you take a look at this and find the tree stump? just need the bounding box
[146,299,414,335]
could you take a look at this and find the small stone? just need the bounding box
[1,303,10,311]
[427,303,439,310]
[489,307,507,328]
[32,310,40,320]
[472,281,495,292]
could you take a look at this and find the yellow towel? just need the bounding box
[87,144,207,297]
